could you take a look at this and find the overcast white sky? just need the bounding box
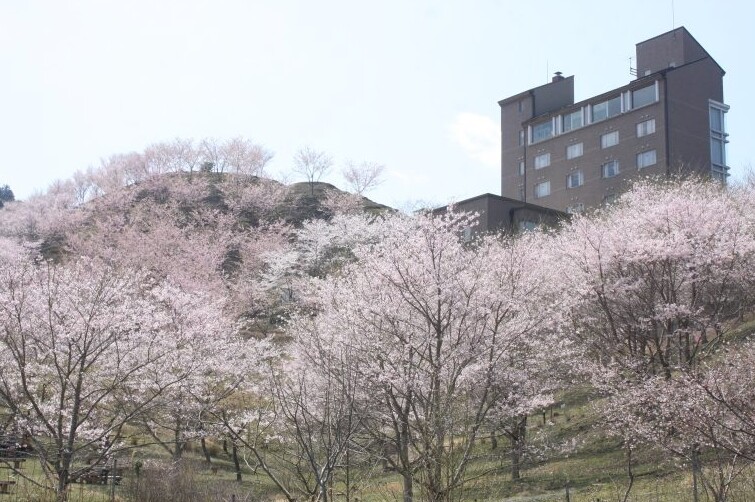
[2,0,752,209]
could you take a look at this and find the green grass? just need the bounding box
[5,372,755,501]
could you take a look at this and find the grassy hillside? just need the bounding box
[7,376,755,502]
[3,176,755,502]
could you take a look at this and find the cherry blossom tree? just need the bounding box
[341,160,384,195]
[693,341,755,462]
[628,341,755,502]
[210,338,363,501]
[599,370,753,502]
[0,187,87,263]
[32,137,272,208]
[556,179,755,383]
[200,137,273,176]
[0,256,192,501]
[293,146,333,196]
[143,138,202,176]
[129,283,243,462]
[287,211,561,501]
[552,179,755,500]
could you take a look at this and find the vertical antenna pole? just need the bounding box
[672,0,675,29]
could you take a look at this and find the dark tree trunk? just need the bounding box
[173,425,185,462]
[510,415,527,481]
[232,443,242,482]
[402,473,413,502]
[201,437,212,464]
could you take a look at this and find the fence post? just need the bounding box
[565,480,571,502]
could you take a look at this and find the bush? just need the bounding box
[122,460,258,502]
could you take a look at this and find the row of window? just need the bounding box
[531,150,657,199]
[526,82,659,145]
[565,194,618,214]
[527,119,655,172]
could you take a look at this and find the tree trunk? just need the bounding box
[511,444,521,481]
[402,473,413,502]
[510,415,527,481]
[56,474,69,502]
[56,443,74,502]
[232,443,242,482]
[399,418,413,502]
[173,424,184,462]
[201,437,212,464]
[622,446,635,502]
[691,445,700,502]
[345,447,351,502]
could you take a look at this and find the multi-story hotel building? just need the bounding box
[499,27,728,213]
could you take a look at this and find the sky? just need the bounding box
[2,0,753,210]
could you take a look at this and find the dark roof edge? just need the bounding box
[436,193,568,217]
[498,75,575,106]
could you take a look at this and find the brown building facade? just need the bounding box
[433,193,568,236]
[499,27,728,213]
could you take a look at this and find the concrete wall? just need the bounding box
[498,27,724,213]
[666,57,724,175]
[636,27,709,76]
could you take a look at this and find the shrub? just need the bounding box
[122,460,258,502]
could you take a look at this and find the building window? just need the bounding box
[637,118,656,137]
[566,170,584,189]
[518,220,538,231]
[518,161,525,176]
[518,100,524,113]
[562,109,583,132]
[534,181,551,198]
[601,131,619,148]
[532,120,554,143]
[566,143,583,159]
[566,203,584,215]
[632,84,657,108]
[710,105,726,133]
[518,130,525,146]
[603,193,618,205]
[709,100,729,181]
[592,96,622,122]
[637,149,657,169]
[602,160,619,178]
[534,153,551,169]
[462,226,473,243]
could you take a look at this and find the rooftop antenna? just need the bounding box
[546,60,549,83]
[672,0,675,29]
